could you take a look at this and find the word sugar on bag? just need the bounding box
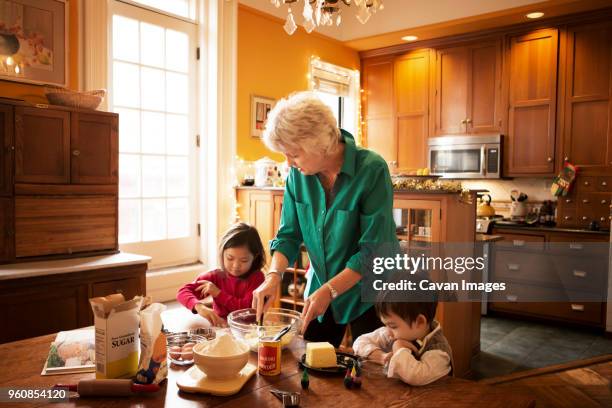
[89,294,143,379]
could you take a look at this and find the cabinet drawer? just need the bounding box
[492,251,550,284]
[495,233,545,250]
[15,196,117,257]
[92,277,142,300]
[490,300,603,325]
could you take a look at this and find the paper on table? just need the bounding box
[41,328,96,376]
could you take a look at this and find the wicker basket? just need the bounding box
[45,87,106,110]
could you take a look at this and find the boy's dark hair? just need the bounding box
[374,271,438,325]
[218,222,265,277]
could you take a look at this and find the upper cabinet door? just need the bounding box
[395,50,430,171]
[0,105,13,196]
[560,22,612,175]
[467,40,503,134]
[434,46,469,135]
[506,29,559,176]
[15,107,70,184]
[363,57,396,165]
[71,113,119,184]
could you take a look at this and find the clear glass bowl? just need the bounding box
[227,308,302,352]
[166,333,209,366]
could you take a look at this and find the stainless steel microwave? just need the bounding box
[428,134,502,179]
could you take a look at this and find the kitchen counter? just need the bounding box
[0,252,151,281]
[0,332,536,408]
[492,224,609,236]
[476,234,504,243]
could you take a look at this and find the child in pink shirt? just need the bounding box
[177,223,265,326]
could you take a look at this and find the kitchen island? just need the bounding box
[0,332,536,408]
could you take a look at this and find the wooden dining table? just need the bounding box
[0,332,536,408]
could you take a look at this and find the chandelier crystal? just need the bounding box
[274,0,384,35]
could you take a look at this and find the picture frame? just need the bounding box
[250,95,275,138]
[0,0,68,86]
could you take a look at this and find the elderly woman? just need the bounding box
[251,92,398,347]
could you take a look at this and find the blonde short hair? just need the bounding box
[262,91,340,156]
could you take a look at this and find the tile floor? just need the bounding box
[471,315,612,380]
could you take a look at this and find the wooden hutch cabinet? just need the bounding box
[433,40,502,136]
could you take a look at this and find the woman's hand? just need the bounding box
[196,280,220,298]
[252,274,281,323]
[300,285,333,335]
[194,303,226,327]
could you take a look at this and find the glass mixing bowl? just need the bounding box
[227,308,302,352]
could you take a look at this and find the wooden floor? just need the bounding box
[481,354,612,408]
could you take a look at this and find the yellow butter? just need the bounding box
[305,342,336,368]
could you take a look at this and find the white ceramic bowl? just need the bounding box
[192,341,249,380]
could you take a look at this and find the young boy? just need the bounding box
[353,290,453,386]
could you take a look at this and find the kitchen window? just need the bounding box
[109,0,199,268]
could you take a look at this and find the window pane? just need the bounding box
[140,22,165,68]
[142,199,167,241]
[115,108,140,153]
[166,72,188,113]
[141,67,165,111]
[113,62,140,108]
[141,111,165,154]
[142,155,166,197]
[119,154,141,198]
[167,198,189,239]
[130,0,191,18]
[167,156,188,197]
[113,15,139,63]
[166,29,189,73]
[166,114,188,155]
[119,199,141,243]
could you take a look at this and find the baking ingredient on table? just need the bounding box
[301,368,309,390]
[258,337,282,376]
[305,342,337,368]
[135,303,167,385]
[197,332,248,357]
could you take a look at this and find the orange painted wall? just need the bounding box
[237,5,360,162]
[0,0,79,103]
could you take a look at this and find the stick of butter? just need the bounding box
[305,342,337,368]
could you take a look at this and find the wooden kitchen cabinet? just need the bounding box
[558,22,612,175]
[433,40,502,136]
[0,259,147,343]
[393,191,478,378]
[71,112,119,184]
[362,56,396,167]
[15,107,71,184]
[506,29,559,176]
[395,50,430,171]
[0,198,13,263]
[0,104,13,196]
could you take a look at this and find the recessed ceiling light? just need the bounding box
[401,35,418,42]
[526,12,544,19]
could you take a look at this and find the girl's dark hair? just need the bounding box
[218,222,265,277]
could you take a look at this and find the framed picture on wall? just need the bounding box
[0,0,67,86]
[250,95,275,138]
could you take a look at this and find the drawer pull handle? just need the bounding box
[72,149,80,156]
[570,304,585,312]
[582,199,589,204]
[602,181,608,187]
[581,216,588,221]
[565,199,572,203]
[601,217,606,222]
[507,264,520,271]
[506,295,518,302]
[569,243,583,250]
[512,240,525,247]
[584,181,590,186]
[564,216,572,220]
[602,200,608,205]
[572,270,586,278]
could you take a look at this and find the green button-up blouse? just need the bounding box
[270,130,398,324]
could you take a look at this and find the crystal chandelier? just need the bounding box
[270,0,385,35]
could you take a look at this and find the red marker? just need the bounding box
[54,379,159,397]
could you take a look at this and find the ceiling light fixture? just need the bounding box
[526,11,544,19]
[270,0,385,35]
[401,35,418,42]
